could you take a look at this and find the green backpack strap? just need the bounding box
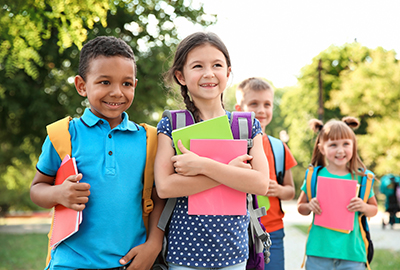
[46,116,72,161]
[139,123,157,234]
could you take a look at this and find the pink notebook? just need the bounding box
[314,176,358,232]
[50,155,82,248]
[188,139,247,215]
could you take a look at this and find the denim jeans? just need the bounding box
[169,261,246,270]
[264,228,285,270]
[306,255,366,270]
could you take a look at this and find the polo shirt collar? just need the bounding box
[81,108,139,132]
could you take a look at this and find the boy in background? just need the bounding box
[30,36,164,270]
[235,77,297,270]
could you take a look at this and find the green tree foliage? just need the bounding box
[280,43,372,188]
[0,0,214,213]
[281,43,400,191]
[328,48,400,175]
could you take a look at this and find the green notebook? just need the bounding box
[171,115,233,155]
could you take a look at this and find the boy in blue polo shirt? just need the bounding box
[30,36,164,270]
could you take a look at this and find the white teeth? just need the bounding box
[201,83,216,87]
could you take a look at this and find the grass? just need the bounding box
[1,230,400,270]
[0,233,48,270]
[293,224,400,270]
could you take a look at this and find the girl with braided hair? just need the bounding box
[154,32,270,269]
[297,117,378,270]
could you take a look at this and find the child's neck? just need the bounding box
[197,105,226,121]
[325,163,350,176]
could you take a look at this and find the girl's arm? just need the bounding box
[166,133,269,196]
[347,196,378,218]
[297,191,322,216]
[267,169,295,200]
[154,133,221,199]
[154,133,269,198]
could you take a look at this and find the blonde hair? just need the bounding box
[236,77,274,106]
[309,116,366,177]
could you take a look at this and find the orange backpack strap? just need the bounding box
[46,116,72,161]
[139,123,157,234]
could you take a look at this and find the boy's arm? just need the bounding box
[297,191,322,216]
[30,170,90,211]
[267,169,295,200]
[120,188,166,269]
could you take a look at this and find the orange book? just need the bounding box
[50,155,82,248]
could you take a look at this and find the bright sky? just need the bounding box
[176,0,400,88]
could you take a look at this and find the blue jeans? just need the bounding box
[169,261,246,270]
[264,228,285,270]
[305,256,366,270]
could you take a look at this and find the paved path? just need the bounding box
[282,200,400,270]
[1,200,399,269]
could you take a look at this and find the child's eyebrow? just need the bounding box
[95,75,135,80]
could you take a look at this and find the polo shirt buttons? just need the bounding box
[108,151,113,156]
[99,120,104,124]
[108,134,112,138]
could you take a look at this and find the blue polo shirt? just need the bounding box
[37,108,147,270]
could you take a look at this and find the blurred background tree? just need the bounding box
[1,1,399,213]
[0,0,214,214]
[280,43,400,196]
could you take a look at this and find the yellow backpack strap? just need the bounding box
[46,116,72,160]
[139,123,157,234]
[306,165,314,202]
[44,116,72,267]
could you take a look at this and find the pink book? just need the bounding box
[314,176,358,232]
[188,139,247,215]
[50,155,82,248]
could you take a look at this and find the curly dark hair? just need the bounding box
[78,36,136,81]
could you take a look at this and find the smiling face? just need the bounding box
[75,55,137,129]
[237,89,273,131]
[174,43,231,105]
[319,138,354,172]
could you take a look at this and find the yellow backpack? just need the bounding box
[44,116,157,266]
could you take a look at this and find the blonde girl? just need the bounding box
[297,117,378,270]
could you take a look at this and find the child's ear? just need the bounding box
[75,75,87,97]
[235,104,242,111]
[174,71,186,86]
[227,66,232,78]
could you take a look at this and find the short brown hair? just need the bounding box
[236,77,273,106]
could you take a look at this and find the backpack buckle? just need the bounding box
[247,139,253,148]
[143,198,154,214]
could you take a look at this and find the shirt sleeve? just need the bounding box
[36,136,62,177]
[157,116,173,139]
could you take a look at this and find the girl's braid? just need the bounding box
[181,86,201,122]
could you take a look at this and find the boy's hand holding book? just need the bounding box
[57,173,90,211]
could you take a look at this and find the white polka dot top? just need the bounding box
[156,111,262,267]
